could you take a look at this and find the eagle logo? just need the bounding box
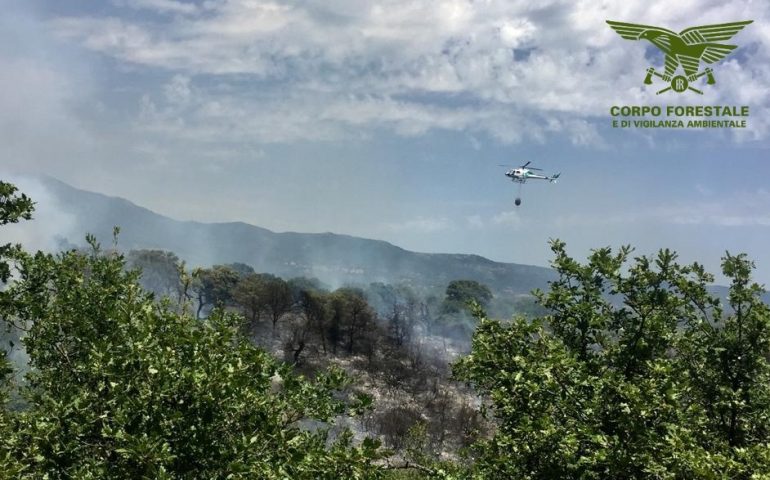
[606,20,752,94]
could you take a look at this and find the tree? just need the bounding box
[441,280,492,314]
[0,180,35,442]
[327,289,376,355]
[342,290,376,355]
[127,249,185,301]
[231,275,294,333]
[682,253,770,451]
[0,181,34,282]
[299,289,330,354]
[232,273,267,330]
[0,185,384,478]
[454,240,770,479]
[191,265,240,318]
[288,277,327,299]
[263,278,293,330]
[367,283,418,348]
[225,262,256,277]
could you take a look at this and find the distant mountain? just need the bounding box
[19,176,557,294]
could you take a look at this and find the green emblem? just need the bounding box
[606,20,752,94]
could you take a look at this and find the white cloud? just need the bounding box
[47,0,770,146]
[35,1,770,147]
[112,0,201,15]
[498,18,536,48]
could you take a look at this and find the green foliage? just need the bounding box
[191,265,241,318]
[454,240,770,479]
[0,183,384,479]
[231,273,293,331]
[1,180,36,445]
[0,181,34,283]
[441,280,492,315]
[0,244,383,479]
[224,262,256,277]
[8,178,770,479]
[232,273,268,327]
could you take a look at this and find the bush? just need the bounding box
[0,183,383,479]
[454,240,770,478]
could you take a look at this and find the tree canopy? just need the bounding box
[0,181,34,282]
[454,240,770,479]
[0,183,383,479]
[441,280,492,315]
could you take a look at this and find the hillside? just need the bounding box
[16,176,556,294]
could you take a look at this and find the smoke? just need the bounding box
[0,174,85,391]
[0,173,79,254]
[0,173,74,392]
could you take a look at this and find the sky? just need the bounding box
[2,0,770,283]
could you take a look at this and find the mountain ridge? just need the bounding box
[13,175,556,294]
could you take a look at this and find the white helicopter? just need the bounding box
[500,161,560,206]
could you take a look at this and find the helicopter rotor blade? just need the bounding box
[499,161,546,171]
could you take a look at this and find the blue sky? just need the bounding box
[2,0,770,283]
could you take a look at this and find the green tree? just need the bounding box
[0,180,35,448]
[191,265,240,318]
[0,181,34,282]
[441,280,492,314]
[454,240,770,479]
[681,253,770,451]
[225,262,256,277]
[232,273,267,330]
[0,183,384,479]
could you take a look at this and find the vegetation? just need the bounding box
[4,180,770,479]
[126,249,186,302]
[455,240,770,478]
[0,181,34,282]
[441,280,492,315]
[0,184,382,479]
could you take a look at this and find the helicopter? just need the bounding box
[500,161,560,206]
